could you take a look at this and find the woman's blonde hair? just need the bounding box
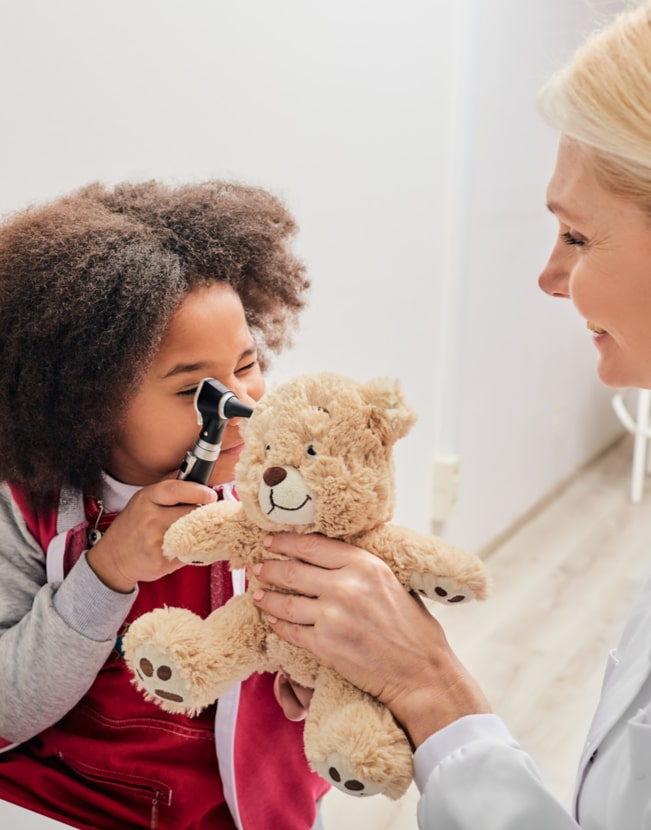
[537,2,651,203]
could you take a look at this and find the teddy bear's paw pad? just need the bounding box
[314,753,384,798]
[132,644,195,710]
[409,573,476,604]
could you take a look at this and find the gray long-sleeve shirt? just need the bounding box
[0,482,136,743]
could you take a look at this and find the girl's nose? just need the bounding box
[231,383,257,409]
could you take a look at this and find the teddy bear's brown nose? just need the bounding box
[263,466,287,487]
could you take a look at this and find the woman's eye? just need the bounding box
[306,444,317,457]
[562,230,585,247]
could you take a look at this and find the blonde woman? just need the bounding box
[254,4,651,828]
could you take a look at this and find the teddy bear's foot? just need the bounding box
[306,691,413,800]
[123,607,238,716]
[314,752,387,798]
[130,642,200,714]
[409,572,481,604]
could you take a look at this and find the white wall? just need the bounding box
[434,0,628,550]
[0,0,627,552]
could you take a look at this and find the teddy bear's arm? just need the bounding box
[162,500,265,568]
[353,524,491,605]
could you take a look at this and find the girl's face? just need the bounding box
[539,136,651,389]
[109,283,265,487]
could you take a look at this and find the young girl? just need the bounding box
[0,181,328,829]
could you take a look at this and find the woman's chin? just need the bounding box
[596,362,648,390]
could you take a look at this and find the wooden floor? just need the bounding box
[322,433,651,829]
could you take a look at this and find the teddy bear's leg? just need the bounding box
[303,666,413,800]
[123,596,265,716]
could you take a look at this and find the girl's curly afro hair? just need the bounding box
[0,180,309,502]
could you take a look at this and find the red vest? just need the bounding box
[0,485,328,829]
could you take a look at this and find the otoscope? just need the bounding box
[177,378,254,484]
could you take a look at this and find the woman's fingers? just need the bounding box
[253,586,316,624]
[258,533,392,599]
[263,532,365,569]
[252,557,326,597]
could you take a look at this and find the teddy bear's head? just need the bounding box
[234,372,417,537]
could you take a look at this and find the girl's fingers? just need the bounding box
[149,479,218,507]
[273,672,313,722]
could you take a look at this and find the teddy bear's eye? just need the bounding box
[265,444,271,454]
[306,444,317,457]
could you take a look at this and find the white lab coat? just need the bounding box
[413,571,651,829]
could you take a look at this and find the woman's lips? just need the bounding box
[587,321,607,335]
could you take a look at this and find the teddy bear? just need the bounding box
[123,371,490,800]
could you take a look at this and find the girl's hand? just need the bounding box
[86,480,218,593]
[273,671,313,722]
[253,533,491,747]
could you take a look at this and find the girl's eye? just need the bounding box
[562,230,585,247]
[306,444,317,457]
[236,360,258,375]
[178,387,199,397]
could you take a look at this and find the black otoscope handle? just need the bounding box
[177,448,221,484]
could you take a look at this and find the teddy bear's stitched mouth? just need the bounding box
[135,675,184,702]
[266,491,312,515]
[154,690,184,702]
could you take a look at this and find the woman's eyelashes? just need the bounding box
[562,230,586,247]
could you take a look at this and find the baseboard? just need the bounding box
[476,431,628,561]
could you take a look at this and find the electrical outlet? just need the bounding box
[431,455,460,522]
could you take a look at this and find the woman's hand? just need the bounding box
[253,533,491,747]
[86,480,218,593]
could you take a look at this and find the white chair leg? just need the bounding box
[631,389,651,504]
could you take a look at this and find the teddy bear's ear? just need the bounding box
[361,378,418,446]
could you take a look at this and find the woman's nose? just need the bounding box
[538,252,570,298]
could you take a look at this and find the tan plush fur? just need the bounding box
[123,372,490,799]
